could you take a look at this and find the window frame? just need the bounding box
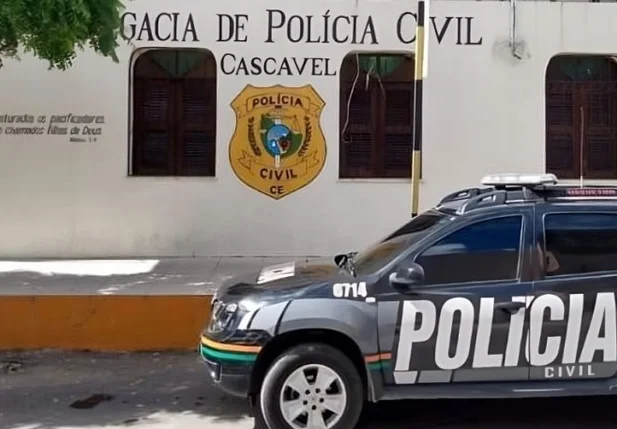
[129,48,217,178]
[545,54,617,180]
[539,209,617,281]
[338,53,416,180]
[409,213,527,288]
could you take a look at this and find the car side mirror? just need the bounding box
[389,262,425,294]
[334,253,347,268]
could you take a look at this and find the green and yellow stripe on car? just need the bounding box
[200,335,262,364]
[365,353,392,371]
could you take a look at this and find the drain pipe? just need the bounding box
[509,0,522,59]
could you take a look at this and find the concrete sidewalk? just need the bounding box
[0,256,324,350]
[0,256,321,296]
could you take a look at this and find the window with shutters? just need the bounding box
[131,49,217,176]
[339,53,415,179]
[546,55,617,180]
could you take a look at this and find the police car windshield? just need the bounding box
[352,210,453,275]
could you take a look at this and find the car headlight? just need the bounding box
[207,302,238,334]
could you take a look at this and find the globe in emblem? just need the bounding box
[265,124,292,158]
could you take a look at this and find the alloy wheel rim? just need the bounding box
[279,364,347,429]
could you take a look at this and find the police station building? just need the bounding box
[0,0,616,257]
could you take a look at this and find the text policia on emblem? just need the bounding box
[250,94,306,110]
[120,10,483,77]
[394,292,617,379]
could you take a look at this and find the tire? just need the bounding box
[256,343,364,429]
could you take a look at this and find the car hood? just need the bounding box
[215,257,353,303]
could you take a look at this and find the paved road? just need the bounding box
[1,351,615,429]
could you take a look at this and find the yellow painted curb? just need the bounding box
[0,295,212,351]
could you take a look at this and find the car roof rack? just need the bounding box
[436,173,617,215]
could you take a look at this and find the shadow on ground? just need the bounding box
[1,350,251,428]
[359,395,616,429]
[1,351,616,429]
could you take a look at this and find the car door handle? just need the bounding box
[495,301,525,315]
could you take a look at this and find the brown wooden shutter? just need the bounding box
[383,85,413,178]
[585,81,617,178]
[178,78,216,176]
[339,54,414,179]
[132,49,216,177]
[546,55,617,180]
[340,85,375,178]
[133,78,174,175]
[546,80,577,178]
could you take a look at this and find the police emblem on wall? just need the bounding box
[229,85,327,200]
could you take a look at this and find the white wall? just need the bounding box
[0,0,615,258]
[422,1,617,209]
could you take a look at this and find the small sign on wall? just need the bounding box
[0,113,105,142]
[229,84,327,200]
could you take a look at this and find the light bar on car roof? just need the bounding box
[481,173,559,187]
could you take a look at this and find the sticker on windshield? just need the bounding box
[333,282,367,299]
[257,262,296,284]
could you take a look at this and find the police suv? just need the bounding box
[200,173,617,429]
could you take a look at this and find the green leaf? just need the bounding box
[0,0,124,70]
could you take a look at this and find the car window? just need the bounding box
[543,212,617,277]
[415,215,523,285]
[353,211,453,275]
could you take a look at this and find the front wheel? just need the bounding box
[256,343,364,429]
